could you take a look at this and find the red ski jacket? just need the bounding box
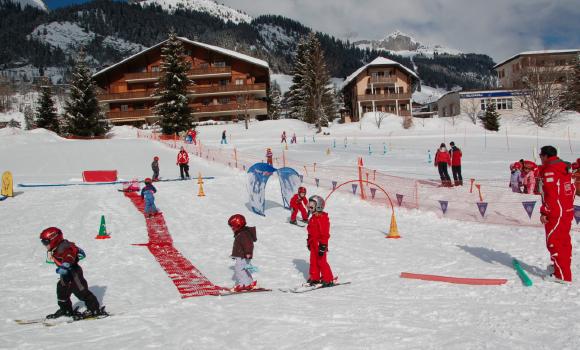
[539,156,575,219]
[50,240,80,267]
[434,150,451,166]
[290,193,308,211]
[307,212,330,245]
[177,151,189,164]
[450,147,462,166]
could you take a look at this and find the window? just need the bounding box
[371,72,378,78]
[199,62,209,68]
[202,98,211,106]
[219,79,229,86]
[121,105,129,112]
[219,97,230,104]
[235,79,244,85]
[151,66,160,72]
[237,96,245,104]
[213,61,226,67]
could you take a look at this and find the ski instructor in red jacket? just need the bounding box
[176,146,190,179]
[306,195,334,287]
[538,145,575,283]
[449,141,463,186]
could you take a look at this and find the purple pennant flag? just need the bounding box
[438,200,448,214]
[352,184,358,195]
[315,178,320,187]
[332,181,337,190]
[396,194,404,207]
[522,201,536,219]
[574,205,580,225]
[477,202,488,218]
[370,188,377,200]
[299,175,303,183]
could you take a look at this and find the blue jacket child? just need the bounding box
[141,178,158,217]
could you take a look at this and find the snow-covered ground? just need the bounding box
[1,116,580,349]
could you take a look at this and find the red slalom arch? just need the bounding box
[324,179,395,216]
[400,272,508,286]
[124,192,223,298]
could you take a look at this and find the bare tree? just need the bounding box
[461,98,480,125]
[516,63,568,127]
[374,111,388,129]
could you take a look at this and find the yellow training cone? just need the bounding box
[386,212,401,239]
[197,173,205,197]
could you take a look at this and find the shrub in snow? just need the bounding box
[480,103,500,131]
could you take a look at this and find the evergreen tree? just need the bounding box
[287,38,309,120]
[480,102,500,131]
[562,58,579,112]
[35,86,59,133]
[24,105,36,130]
[154,31,192,134]
[268,80,282,120]
[64,49,109,136]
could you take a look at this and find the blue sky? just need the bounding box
[45,0,580,61]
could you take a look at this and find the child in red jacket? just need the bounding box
[290,186,309,224]
[306,195,334,287]
[434,143,452,187]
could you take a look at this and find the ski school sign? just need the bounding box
[459,90,526,99]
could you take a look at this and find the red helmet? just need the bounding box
[298,186,306,194]
[144,178,152,184]
[154,156,159,161]
[228,214,246,233]
[512,162,522,170]
[40,227,63,250]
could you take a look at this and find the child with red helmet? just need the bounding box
[141,178,158,217]
[228,214,258,292]
[509,162,522,193]
[152,156,160,181]
[39,227,106,319]
[289,186,309,225]
[266,148,273,166]
[306,195,334,287]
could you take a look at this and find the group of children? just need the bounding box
[281,131,298,144]
[509,159,539,194]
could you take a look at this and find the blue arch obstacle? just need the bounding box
[247,163,301,216]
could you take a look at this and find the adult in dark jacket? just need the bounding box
[434,143,452,187]
[228,214,258,291]
[449,141,463,186]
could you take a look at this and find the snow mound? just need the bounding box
[107,125,142,139]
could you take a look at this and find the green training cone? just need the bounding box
[95,215,111,240]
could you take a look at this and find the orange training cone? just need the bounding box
[386,213,401,239]
[95,215,111,239]
[197,173,205,197]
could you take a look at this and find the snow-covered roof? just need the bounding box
[93,37,268,79]
[493,49,580,69]
[342,57,419,89]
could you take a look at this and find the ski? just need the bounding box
[218,287,272,296]
[288,221,306,227]
[15,309,112,327]
[279,282,350,293]
[512,259,533,287]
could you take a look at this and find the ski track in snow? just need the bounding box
[1,120,580,349]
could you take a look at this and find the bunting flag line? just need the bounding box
[476,202,488,218]
[574,205,580,225]
[521,201,536,219]
[352,184,358,195]
[332,181,337,190]
[396,194,404,207]
[315,178,320,187]
[439,200,448,214]
[370,187,377,200]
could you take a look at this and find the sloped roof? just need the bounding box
[93,37,268,79]
[493,49,580,69]
[342,57,419,88]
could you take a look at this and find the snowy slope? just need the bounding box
[137,0,251,24]
[354,30,462,57]
[6,0,48,11]
[1,121,580,349]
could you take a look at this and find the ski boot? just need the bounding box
[321,280,335,288]
[306,279,321,287]
[73,306,108,321]
[300,218,309,224]
[46,306,79,319]
[289,219,297,225]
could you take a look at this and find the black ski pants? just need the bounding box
[57,265,100,312]
[179,164,190,179]
[451,165,462,181]
[437,162,451,181]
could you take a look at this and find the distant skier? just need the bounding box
[538,146,575,283]
[306,195,334,287]
[141,178,158,218]
[177,146,190,179]
[221,130,227,144]
[509,162,522,193]
[449,141,463,186]
[266,148,273,166]
[40,227,106,319]
[191,129,197,145]
[434,143,452,187]
[281,131,287,143]
[289,186,309,225]
[152,156,160,181]
[228,214,258,292]
[291,133,297,144]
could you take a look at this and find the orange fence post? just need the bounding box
[357,157,366,200]
[470,179,475,193]
[303,166,309,177]
[475,184,483,202]
[313,162,317,173]
[234,148,238,168]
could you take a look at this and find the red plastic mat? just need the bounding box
[82,170,118,182]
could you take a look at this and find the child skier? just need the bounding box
[152,156,160,181]
[141,178,158,217]
[266,148,273,166]
[289,186,309,225]
[306,195,334,287]
[522,161,537,194]
[509,162,522,193]
[40,227,106,319]
[228,214,258,292]
[291,133,297,144]
[221,130,227,144]
[281,131,287,143]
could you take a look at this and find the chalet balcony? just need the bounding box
[368,76,397,85]
[357,93,411,102]
[98,90,157,103]
[188,83,267,97]
[106,109,155,123]
[192,100,267,116]
[124,67,232,83]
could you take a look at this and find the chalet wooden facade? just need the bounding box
[342,57,419,122]
[92,37,269,125]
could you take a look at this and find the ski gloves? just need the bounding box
[56,262,71,275]
[243,264,259,273]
